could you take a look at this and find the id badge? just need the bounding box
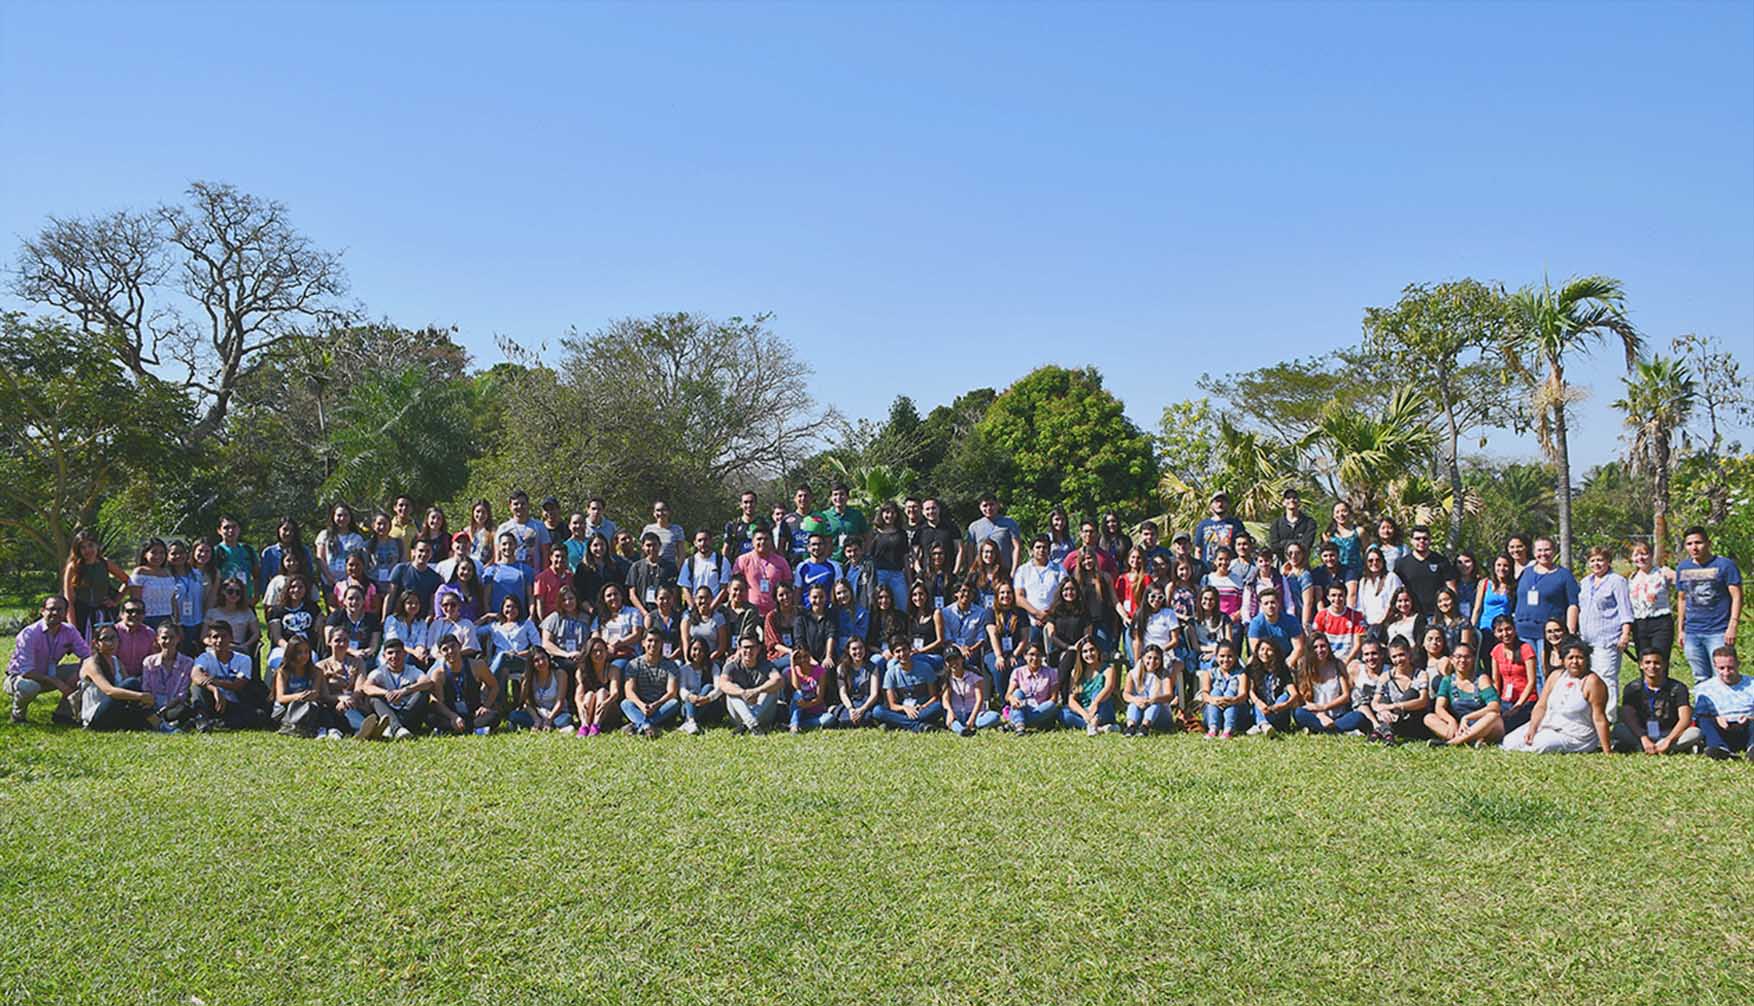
[760,577,771,594]
[1526,589,1540,606]
[644,586,657,603]
[1645,718,1661,740]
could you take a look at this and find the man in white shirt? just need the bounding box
[496,489,550,565]
[1011,536,1066,642]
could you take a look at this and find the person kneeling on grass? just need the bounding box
[1198,640,1249,739]
[1121,644,1177,736]
[1006,641,1061,733]
[1366,638,1430,744]
[1060,638,1117,735]
[1291,634,1367,735]
[77,624,175,732]
[620,632,680,737]
[788,654,834,733]
[192,619,267,731]
[358,637,426,740]
[1244,637,1300,737]
[1611,648,1701,755]
[508,647,571,732]
[1422,640,1504,747]
[5,595,90,725]
[834,636,883,728]
[1693,646,1754,761]
[873,635,942,732]
[942,648,1000,736]
[717,635,782,734]
[430,633,500,736]
[1502,638,1611,755]
[271,637,329,738]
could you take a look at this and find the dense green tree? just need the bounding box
[976,366,1158,530]
[1195,347,1393,448]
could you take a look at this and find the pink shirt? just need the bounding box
[6,620,90,679]
[141,650,195,707]
[115,623,158,676]
[790,661,828,711]
[732,550,793,614]
[946,670,986,719]
[1010,662,1058,704]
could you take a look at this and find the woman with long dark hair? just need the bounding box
[62,528,127,639]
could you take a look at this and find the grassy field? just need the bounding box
[2,719,1752,1004]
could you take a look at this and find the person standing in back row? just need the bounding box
[1194,491,1245,570]
[1674,526,1743,685]
[642,499,688,569]
[1392,525,1459,615]
[966,494,1024,572]
[1512,538,1579,666]
[496,489,550,566]
[1266,488,1317,561]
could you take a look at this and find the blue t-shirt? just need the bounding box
[481,562,533,614]
[1193,516,1246,566]
[1246,611,1304,655]
[1694,674,1754,720]
[883,657,939,703]
[1676,556,1742,635]
[1513,565,1580,641]
[794,559,842,596]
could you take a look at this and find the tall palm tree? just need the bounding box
[1505,275,1642,566]
[1613,355,1696,564]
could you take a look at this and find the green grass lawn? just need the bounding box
[2,722,1752,1005]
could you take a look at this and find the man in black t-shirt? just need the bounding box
[912,497,963,575]
[1612,649,1702,754]
[1392,524,1459,613]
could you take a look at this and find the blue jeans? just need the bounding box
[508,709,574,729]
[1698,717,1751,753]
[835,703,879,728]
[619,698,679,730]
[489,652,529,687]
[1683,630,1727,685]
[1125,702,1171,732]
[788,698,835,731]
[871,699,943,731]
[1203,701,1241,733]
[1254,691,1295,732]
[947,709,1002,734]
[983,652,1016,701]
[1006,700,1059,730]
[1292,707,1369,734]
[875,569,909,608]
[1060,698,1114,730]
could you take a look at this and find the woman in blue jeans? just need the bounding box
[1199,640,1250,739]
[1245,637,1301,736]
[1060,638,1116,734]
[1291,633,1368,734]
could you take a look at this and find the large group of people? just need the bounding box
[8,484,1750,759]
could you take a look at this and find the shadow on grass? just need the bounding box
[1451,790,1566,830]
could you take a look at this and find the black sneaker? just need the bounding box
[1429,738,1448,749]
[1707,747,1732,761]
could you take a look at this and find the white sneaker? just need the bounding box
[392,726,411,741]
[1259,722,1276,737]
[1085,722,1098,737]
[321,729,343,740]
[1245,723,1265,736]
[680,719,700,735]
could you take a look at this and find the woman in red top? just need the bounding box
[1114,547,1151,661]
[1487,614,1537,731]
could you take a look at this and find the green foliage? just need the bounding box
[319,366,477,509]
[1195,347,1391,447]
[0,313,191,570]
[1158,401,1302,530]
[823,457,917,513]
[976,366,1158,529]
[1568,462,1654,553]
[1463,460,1556,555]
[1302,386,1438,513]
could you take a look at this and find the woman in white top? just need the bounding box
[1120,643,1177,735]
[314,502,368,592]
[129,537,178,630]
[1626,541,1677,658]
[382,588,432,668]
[1503,637,1612,754]
[508,646,570,732]
[1355,547,1403,630]
[1291,633,1367,734]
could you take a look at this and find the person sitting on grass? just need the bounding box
[271,636,329,738]
[1005,640,1060,733]
[1121,643,1177,736]
[1693,646,1754,760]
[834,636,883,729]
[1244,636,1301,737]
[1347,638,1389,736]
[1060,637,1117,736]
[1290,633,1367,735]
[572,637,619,737]
[1198,640,1249,739]
[676,637,723,735]
[1611,649,1701,755]
[873,635,943,732]
[358,637,426,740]
[5,595,89,725]
[1503,637,1612,755]
[717,634,783,734]
[941,648,999,736]
[76,624,174,732]
[1422,640,1503,747]
[430,633,500,736]
[192,619,266,731]
[508,646,570,732]
[787,652,834,733]
[1367,638,1430,744]
[140,622,196,730]
[316,623,367,738]
[1487,614,1539,733]
[486,594,540,698]
[620,631,680,737]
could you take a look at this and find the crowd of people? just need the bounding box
[7,485,1750,758]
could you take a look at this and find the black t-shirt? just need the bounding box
[870,529,911,572]
[325,609,383,651]
[1620,677,1690,733]
[389,563,442,611]
[270,601,325,650]
[1394,550,1458,612]
[913,522,961,567]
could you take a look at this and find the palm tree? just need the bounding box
[1613,355,1696,564]
[824,456,917,513]
[1303,386,1437,516]
[1506,275,1642,565]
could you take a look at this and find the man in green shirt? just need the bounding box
[817,482,869,563]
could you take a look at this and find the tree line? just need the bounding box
[2,181,1749,587]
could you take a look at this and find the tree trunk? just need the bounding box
[1552,385,1574,568]
[1439,366,1464,553]
[1652,432,1671,566]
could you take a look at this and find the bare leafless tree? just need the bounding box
[12,209,171,379]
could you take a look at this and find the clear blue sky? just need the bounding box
[4,1,1751,469]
